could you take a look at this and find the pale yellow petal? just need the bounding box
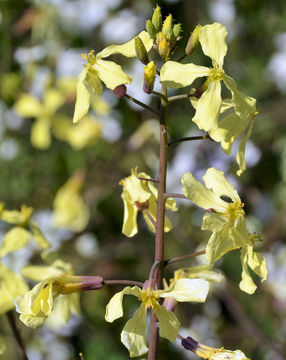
[203,167,241,202]
[183,265,224,283]
[73,66,92,123]
[199,23,227,68]
[236,117,254,176]
[206,220,249,263]
[153,303,180,342]
[121,304,148,358]
[239,247,257,294]
[105,286,142,322]
[0,227,30,257]
[160,61,210,89]
[14,94,42,118]
[202,212,228,232]
[182,172,226,212]
[192,79,221,132]
[94,59,132,90]
[21,265,63,282]
[30,118,51,150]
[0,264,28,314]
[97,31,153,58]
[160,278,209,303]
[122,193,139,237]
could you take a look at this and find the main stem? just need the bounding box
[6,311,29,360]
[148,84,168,360]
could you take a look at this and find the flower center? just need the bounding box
[81,50,97,64]
[138,288,160,309]
[225,201,244,222]
[209,67,225,81]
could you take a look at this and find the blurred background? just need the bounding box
[0,0,286,359]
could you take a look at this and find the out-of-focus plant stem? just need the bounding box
[6,311,29,360]
[148,84,168,360]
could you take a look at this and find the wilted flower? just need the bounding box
[120,167,177,237]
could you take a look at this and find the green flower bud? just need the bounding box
[146,20,156,39]
[162,14,173,34]
[185,24,201,55]
[135,36,149,65]
[173,23,181,38]
[164,29,173,42]
[152,5,162,31]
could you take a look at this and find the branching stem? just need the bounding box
[165,193,187,200]
[165,250,206,266]
[125,93,160,115]
[168,135,209,148]
[168,93,194,102]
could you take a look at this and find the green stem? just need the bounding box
[168,135,209,148]
[152,91,168,103]
[168,93,194,102]
[164,250,206,266]
[6,311,29,360]
[148,84,168,360]
[125,94,160,115]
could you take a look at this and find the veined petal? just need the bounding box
[73,66,92,123]
[21,265,63,282]
[203,168,241,202]
[160,278,209,303]
[153,303,180,342]
[192,79,221,132]
[199,23,227,68]
[142,197,156,233]
[202,212,229,232]
[182,172,226,212]
[122,192,139,237]
[247,248,268,282]
[209,112,249,155]
[14,94,42,118]
[206,220,249,263]
[97,31,153,58]
[124,173,150,204]
[121,304,148,358]
[0,227,30,257]
[223,75,256,118]
[182,265,224,283]
[30,118,51,150]
[94,59,132,90]
[105,286,142,322]
[239,247,257,294]
[160,61,210,89]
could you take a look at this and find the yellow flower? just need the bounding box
[120,168,177,237]
[0,263,28,315]
[16,259,103,329]
[105,279,209,357]
[182,167,267,294]
[14,89,65,149]
[161,23,257,173]
[73,31,153,123]
[53,172,89,232]
[0,205,50,257]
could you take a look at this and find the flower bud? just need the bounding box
[143,61,156,94]
[158,38,169,60]
[146,20,156,39]
[112,84,127,98]
[185,24,201,55]
[135,36,149,65]
[173,23,181,38]
[162,14,173,35]
[152,5,162,31]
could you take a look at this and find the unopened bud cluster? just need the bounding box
[145,6,181,61]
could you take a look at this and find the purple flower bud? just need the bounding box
[113,85,127,98]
